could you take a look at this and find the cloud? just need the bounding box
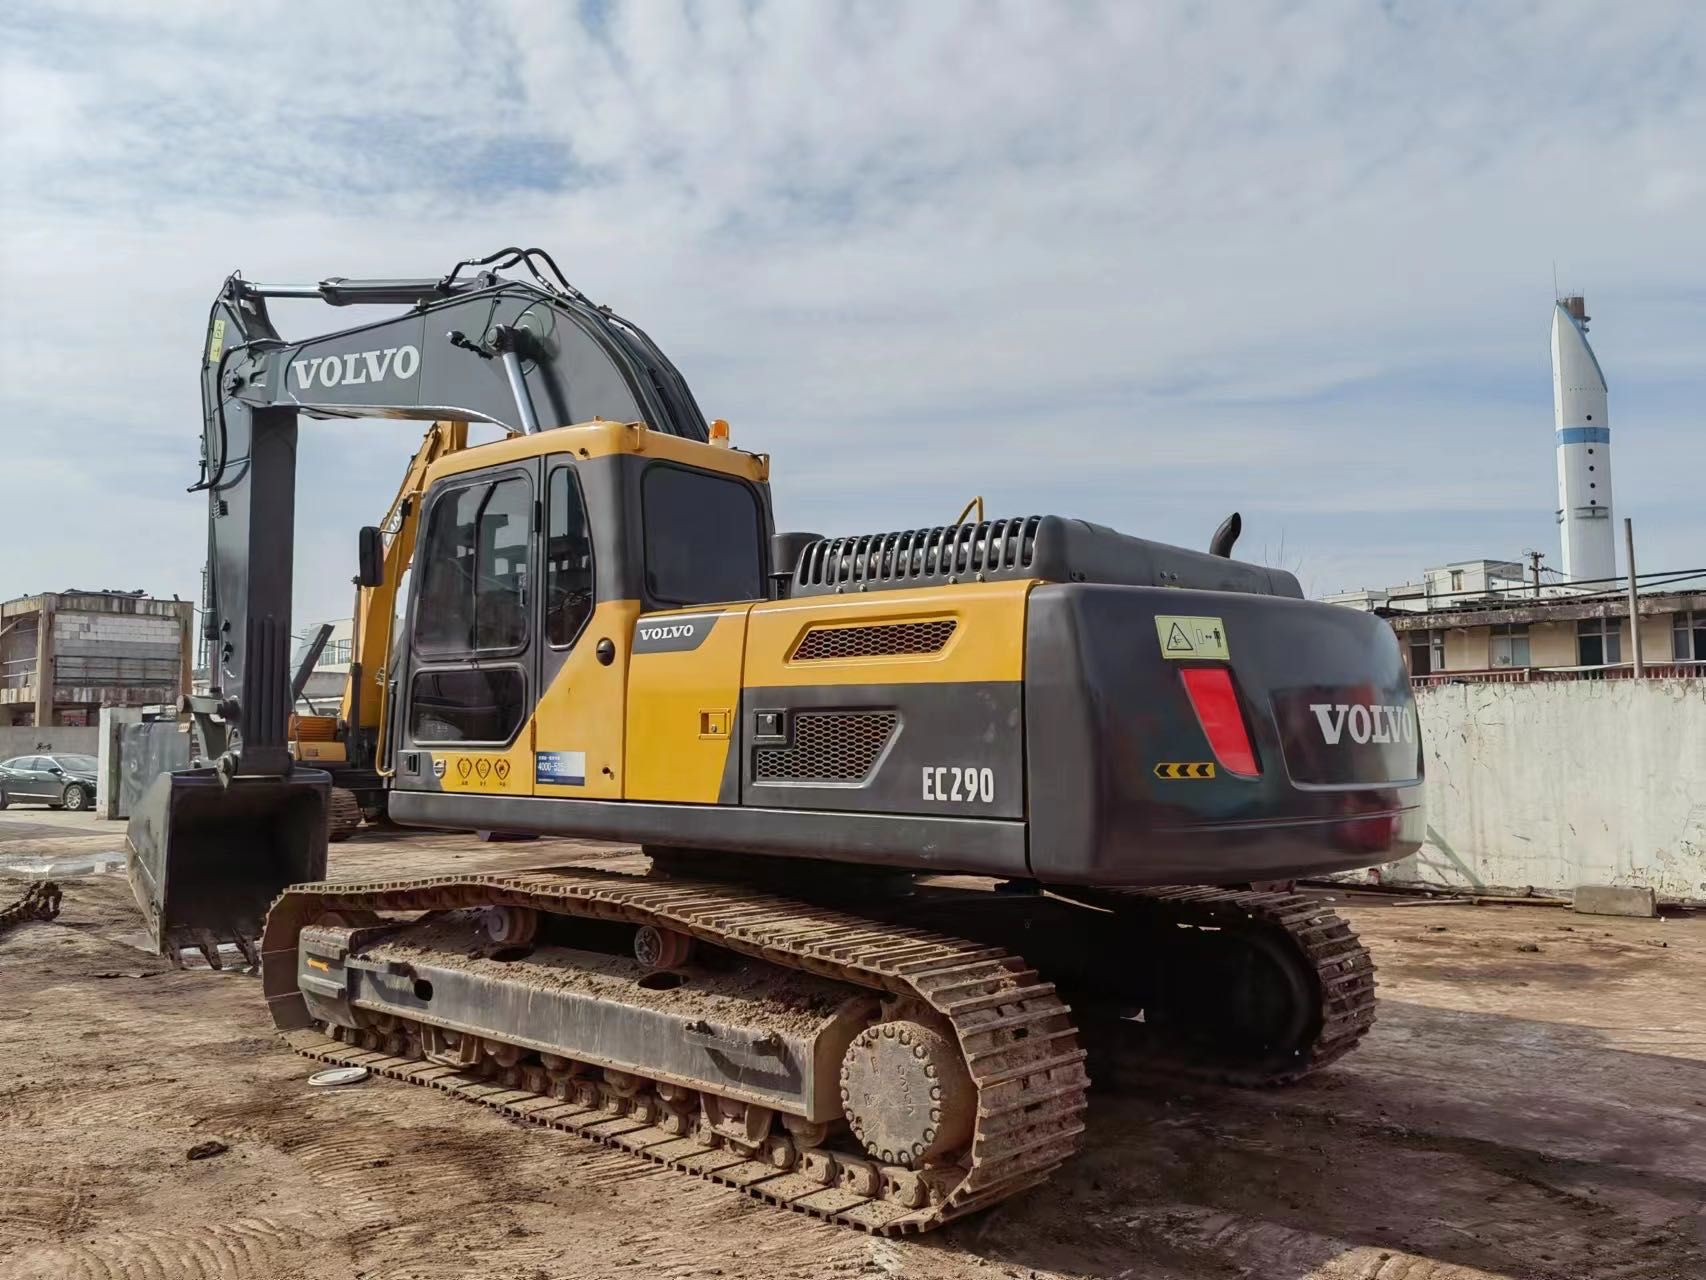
[2,0,1704,627]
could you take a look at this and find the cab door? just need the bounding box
[530,455,632,800]
[394,463,539,802]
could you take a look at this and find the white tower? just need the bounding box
[1551,295,1615,583]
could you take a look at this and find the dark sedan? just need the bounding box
[0,753,98,811]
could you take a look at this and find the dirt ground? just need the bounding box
[2,809,1703,1280]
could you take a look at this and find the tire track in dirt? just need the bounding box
[0,1215,316,1280]
[271,1127,505,1230]
[0,1167,85,1246]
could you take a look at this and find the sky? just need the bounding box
[1,0,1703,625]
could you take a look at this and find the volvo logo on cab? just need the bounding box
[639,623,696,642]
[1310,703,1416,746]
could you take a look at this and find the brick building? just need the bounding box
[0,590,194,727]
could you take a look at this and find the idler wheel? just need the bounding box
[839,1021,974,1167]
[482,906,538,948]
[633,924,693,971]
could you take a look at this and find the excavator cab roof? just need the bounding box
[419,419,770,490]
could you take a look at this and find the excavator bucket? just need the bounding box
[126,767,330,967]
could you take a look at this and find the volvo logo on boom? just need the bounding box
[290,345,420,392]
[1310,702,1416,746]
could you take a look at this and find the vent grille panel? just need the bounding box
[291,715,338,742]
[794,516,1043,595]
[791,620,956,661]
[754,711,897,783]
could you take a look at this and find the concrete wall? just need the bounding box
[1369,678,1706,902]
[0,725,100,758]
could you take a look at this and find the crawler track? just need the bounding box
[326,788,363,842]
[260,868,1089,1234]
[747,874,1380,1089]
[1056,885,1378,1087]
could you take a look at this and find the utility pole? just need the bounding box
[1525,549,1545,598]
[1624,518,1644,678]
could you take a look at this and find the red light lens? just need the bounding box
[1179,667,1260,776]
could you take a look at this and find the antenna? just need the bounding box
[1552,261,1559,301]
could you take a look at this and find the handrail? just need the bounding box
[1412,661,1706,687]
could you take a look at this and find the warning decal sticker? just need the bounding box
[1153,762,1216,780]
[1154,615,1229,661]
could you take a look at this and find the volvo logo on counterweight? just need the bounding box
[290,345,421,391]
[1309,703,1417,746]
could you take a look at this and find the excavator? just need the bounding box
[127,247,1424,1234]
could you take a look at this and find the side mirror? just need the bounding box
[357,525,385,588]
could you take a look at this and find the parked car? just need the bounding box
[0,753,99,811]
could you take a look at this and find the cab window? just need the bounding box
[546,466,595,647]
[410,668,527,743]
[414,475,532,656]
[641,464,765,606]
[409,472,531,745]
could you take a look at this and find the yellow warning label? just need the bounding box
[305,957,331,972]
[207,317,226,365]
[1154,762,1216,780]
[1155,614,1229,661]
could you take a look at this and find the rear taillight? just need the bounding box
[1333,811,1400,854]
[1180,667,1260,777]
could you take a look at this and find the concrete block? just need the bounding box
[1572,884,1658,919]
[97,707,144,819]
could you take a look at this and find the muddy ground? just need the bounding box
[2,809,1703,1279]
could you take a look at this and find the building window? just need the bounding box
[1576,617,1622,667]
[1490,623,1530,668]
[1449,570,1464,592]
[1407,632,1432,676]
[1673,611,1706,662]
[1407,629,1446,675]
